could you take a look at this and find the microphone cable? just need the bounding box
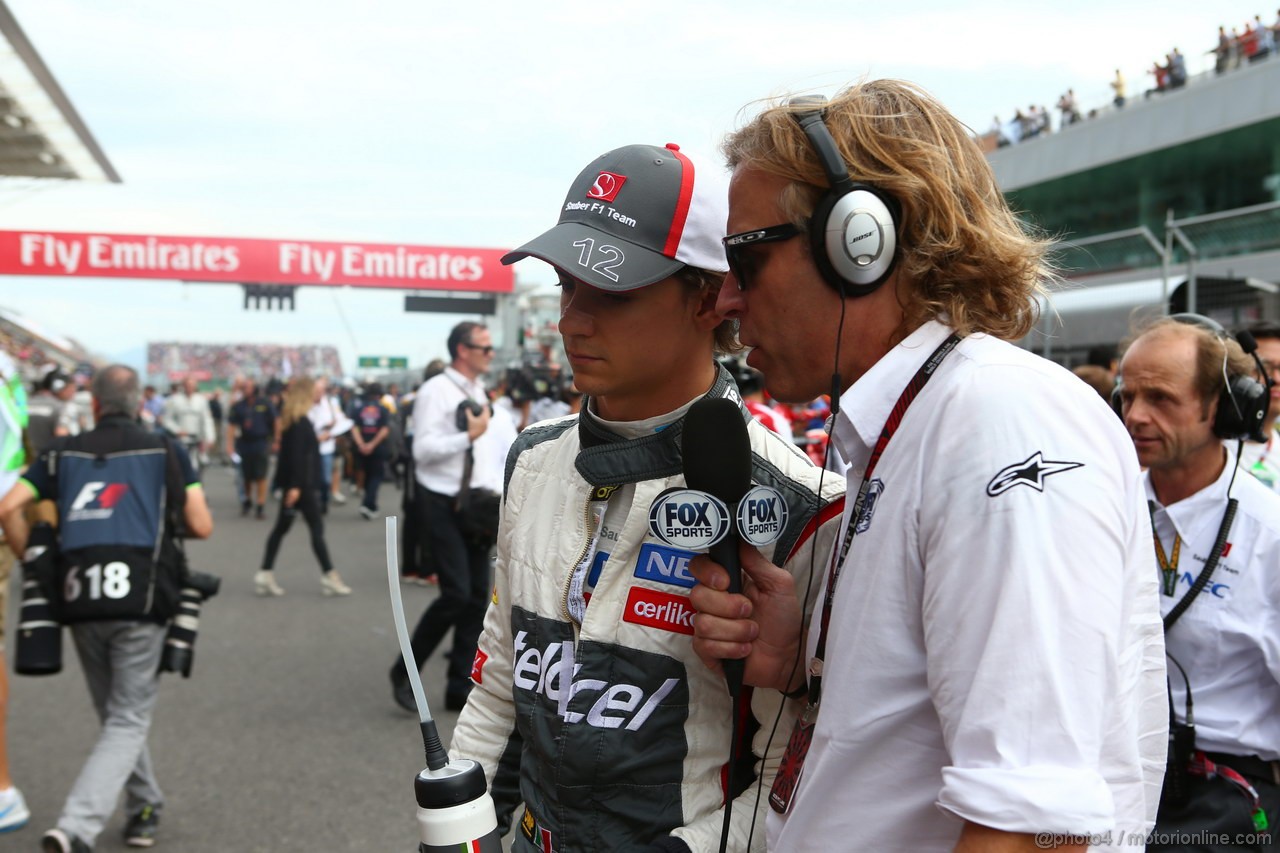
[744,290,850,850]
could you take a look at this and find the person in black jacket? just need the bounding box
[255,377,350,597]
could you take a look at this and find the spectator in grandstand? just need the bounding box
[255,377,350,598]
[307,377,352,513]
[1238,320,1280,492]
[1168,48,1188,88]
[1056,89,1081,126]
[352,383,391,520]
[1218,25,1237,73]
[227,379,276,519]
[162,376,216,469]
[1256,13,1276,59]
[26,367,77,453]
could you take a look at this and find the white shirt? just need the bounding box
[161,391,215,445]
[770,320,1167,852]
[411,367,503,495]
[307,395,352,456]
[1148,448,1280,760]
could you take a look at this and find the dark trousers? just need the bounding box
[1151,754,1280,851]
[401,476,434,579]
[398,489,491,697]
[360,453,386,511]
[260,488,334,574]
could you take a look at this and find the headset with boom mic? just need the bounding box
[1171,313,1269,442]
[682,397,753,698]
[789,96,900,298]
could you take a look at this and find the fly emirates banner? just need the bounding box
[0,230,513,292]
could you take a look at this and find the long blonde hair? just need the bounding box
[722,79,1053,343]
[280,376,315,430]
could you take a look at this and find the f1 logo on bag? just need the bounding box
[587,171,626,202]
[70,482,128,511]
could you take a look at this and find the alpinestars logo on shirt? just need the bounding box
[511,630,678,730]
[985,451,1083,497]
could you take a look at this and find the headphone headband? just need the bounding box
[786,96,899,298]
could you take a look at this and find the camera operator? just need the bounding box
[0,364,213,852]
[389,322,515,713]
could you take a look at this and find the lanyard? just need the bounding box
[1151,518,1182,597]
[808,333,962,707]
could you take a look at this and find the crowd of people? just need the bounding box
[145,342,342,385]
[986,10,1279,150]
[0,75,1279,853]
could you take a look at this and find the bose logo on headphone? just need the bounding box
[844,213,885,267]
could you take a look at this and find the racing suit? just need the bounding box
[450,367,845,853]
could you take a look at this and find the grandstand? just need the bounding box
[146,341,344,385]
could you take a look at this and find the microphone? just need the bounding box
[683,397,753,697]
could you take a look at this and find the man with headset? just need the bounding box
[687,80,1167,851]
[1117,317,1280,851]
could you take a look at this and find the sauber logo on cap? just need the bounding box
[587,171,627,203]
[624,586,695,635]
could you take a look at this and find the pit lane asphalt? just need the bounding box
[7,464,475,852]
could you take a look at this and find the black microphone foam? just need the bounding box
[683,398,753,502]
[683,397,752,697]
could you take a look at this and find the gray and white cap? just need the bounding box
[502,143,729,292]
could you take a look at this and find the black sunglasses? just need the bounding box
[461,342,495,355]
[722,223,803,290]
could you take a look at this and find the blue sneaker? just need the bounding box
[0,786,28,832]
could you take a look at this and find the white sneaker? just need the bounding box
[0,786,29,833]
[330,491,347,505]
[254,571,285,597]
[321,571,352,596]
[359,506,375,520]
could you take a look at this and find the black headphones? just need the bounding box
[1114,313,1270,442]
[790,97,901,297]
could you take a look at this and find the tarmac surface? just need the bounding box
[7,464,474,852]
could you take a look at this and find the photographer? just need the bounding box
[389,322,515,713]
[0,364,213,852]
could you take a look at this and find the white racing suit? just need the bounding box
[450,367,846,853]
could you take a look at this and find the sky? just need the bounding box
[0,0,1241,375]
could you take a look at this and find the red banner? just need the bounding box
[0,230,514,292]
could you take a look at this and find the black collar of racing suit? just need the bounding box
[574,362,752,488]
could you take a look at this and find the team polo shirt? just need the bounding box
[355,399,391,458]
[229,396,276,451]
[768,320,1167,852]
[1148,449,1280,760]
